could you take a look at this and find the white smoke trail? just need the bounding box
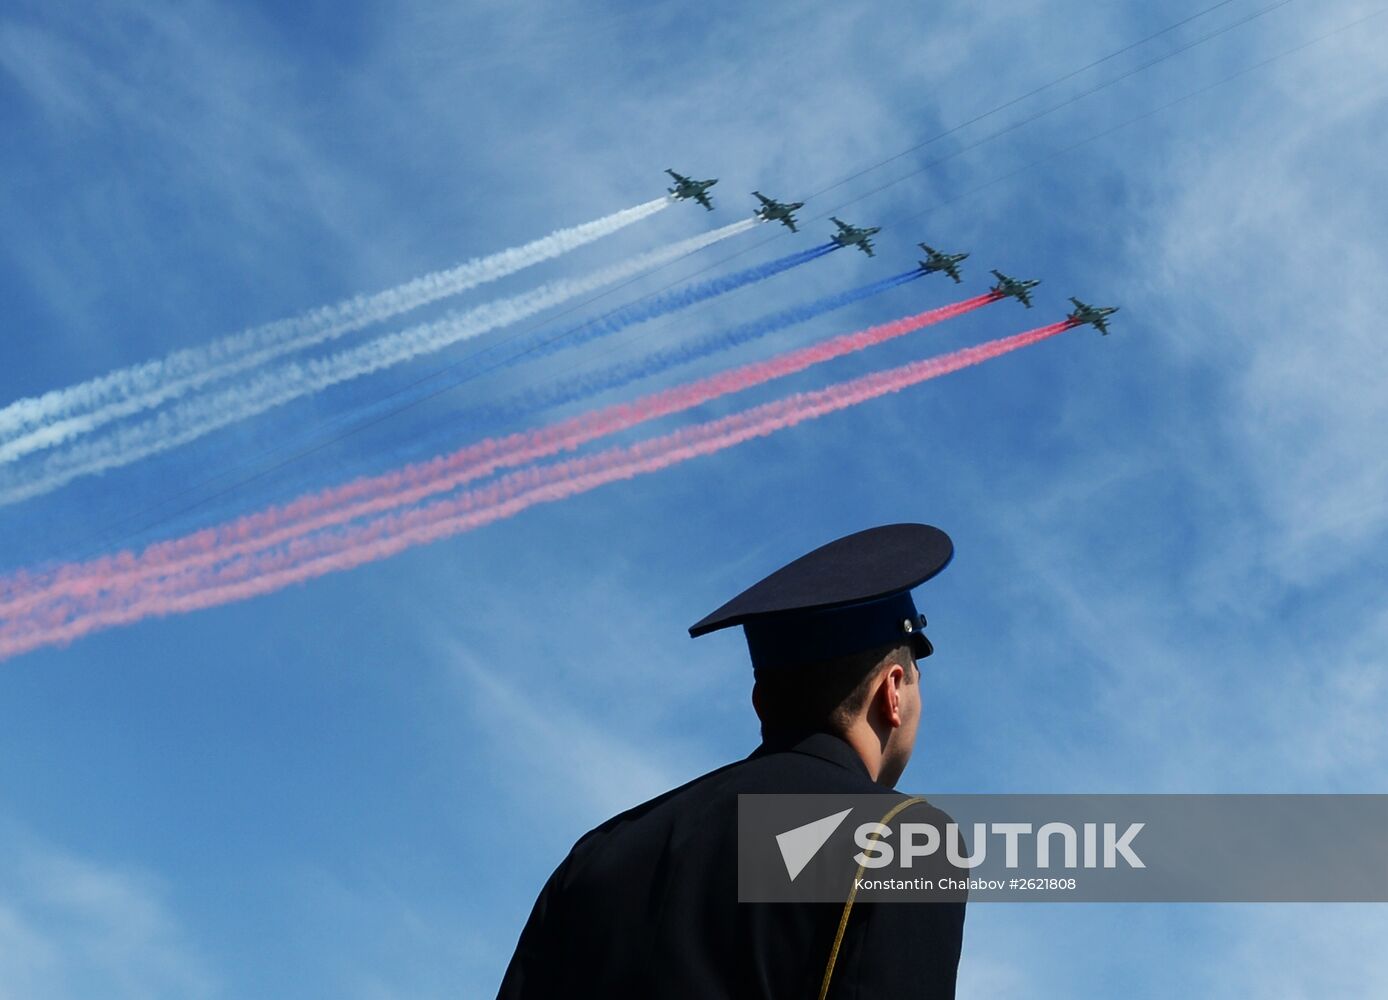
[0,218,758,506]
[0,198,671,461]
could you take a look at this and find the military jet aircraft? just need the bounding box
[752,191,803,232]
[666,169,717,211]
[830,217,880,256]
[1067,297,1120,335]
[990,269,1041,308]
[917,243,969,283]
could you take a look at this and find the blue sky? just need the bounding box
[1,0,1385,996]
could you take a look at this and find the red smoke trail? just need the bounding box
[0,320,1073,661]
[0,293,1000,618]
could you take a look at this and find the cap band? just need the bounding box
[743,590,929,672]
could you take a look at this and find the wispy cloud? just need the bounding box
[0,826,215,1000]
[447,645,684,820]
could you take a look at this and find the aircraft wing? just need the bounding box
[1017,289,1033,308]
[863,240,875,257]
[945,263,962,283]
[785,218,798,232]
[754,192,773,207]
[1094,317,1110,335]
[695,192,713,211]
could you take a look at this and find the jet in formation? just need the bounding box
[1067,297,1120,335]
[752,191,803,232]
[917,243,969,283]
[666,169,717,210]
[990,269,1041,308]
[830,217,880,256]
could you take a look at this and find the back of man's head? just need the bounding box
[750,640,916,743]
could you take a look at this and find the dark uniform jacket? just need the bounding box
[497,732,966,999]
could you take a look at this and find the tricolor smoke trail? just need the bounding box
[0,312,1043,652]
[0,292,1001,618]
[320,242,840,440]
[360,269,923,472]
[0,321,1075,661]
[0,217,757,507]
[0,291,996,616]
[0,198,671,463]
[470,268,922,428]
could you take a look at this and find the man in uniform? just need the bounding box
[497,523,966,998]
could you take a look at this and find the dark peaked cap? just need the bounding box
[689,523,953,671]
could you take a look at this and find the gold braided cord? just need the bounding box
[817,795,926,1000]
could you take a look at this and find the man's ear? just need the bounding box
[751,679,765,722]
[874,662,907,728]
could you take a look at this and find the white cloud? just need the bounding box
[1203,904,1388,999]
[445,639,686,820]
[942,2,1388,793]
[1143,13,1388,578]
[0,828,215,1000]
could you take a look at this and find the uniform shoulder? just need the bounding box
[567,755,746,851]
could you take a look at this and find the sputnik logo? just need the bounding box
[775,808,853,881]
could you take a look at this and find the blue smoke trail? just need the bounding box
[501,242,839,367]
[478,268,923,424]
